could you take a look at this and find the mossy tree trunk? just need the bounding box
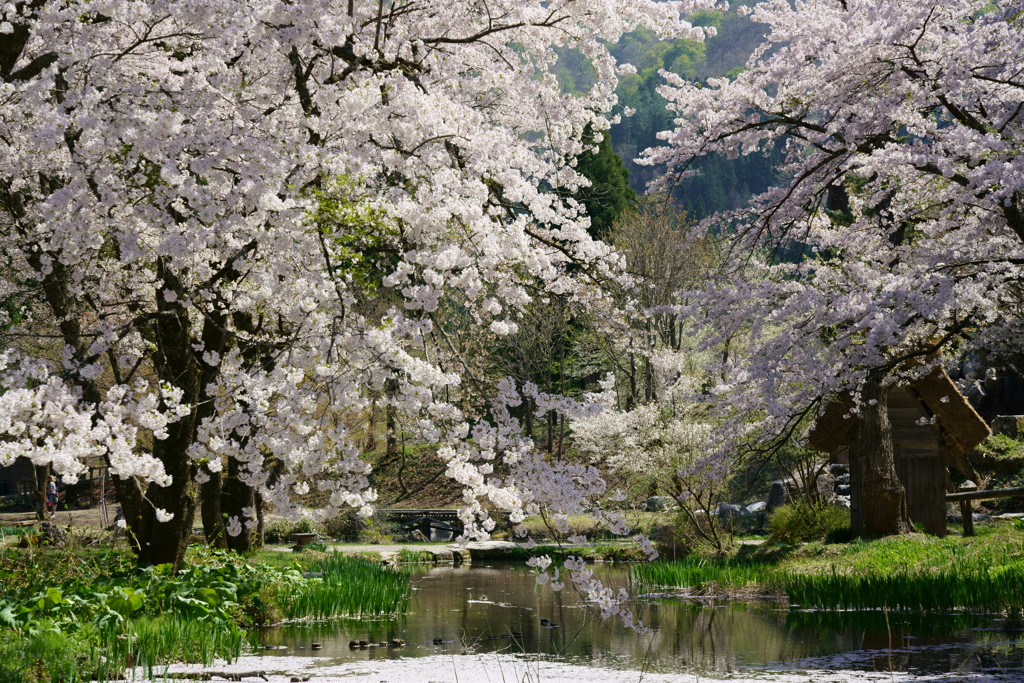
[849,371,914,536]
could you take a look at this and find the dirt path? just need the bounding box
[0,505,112,528]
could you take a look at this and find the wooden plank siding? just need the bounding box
[0,456,35,497]
[889,388,948,536]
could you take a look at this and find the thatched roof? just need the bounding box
[911,366,991,455]
[807,366,990,456]
[807,397,856,455]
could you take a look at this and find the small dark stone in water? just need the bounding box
[349,640,359,649]
[290,677,310,682]
[540,618,550,625]
[550,624,560,629]
[389,639,406,648]
[511,631,523,638]
[310,643,322,650]
[358,640,369,648]
[432,637,444,645]
[378,642,388,648]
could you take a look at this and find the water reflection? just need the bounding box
[257,562,1024,678]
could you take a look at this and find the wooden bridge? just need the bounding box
[375,509,512,539]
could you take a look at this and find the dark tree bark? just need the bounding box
[33,464,49,520]
[222,457,257,553]
[200,473,227,548]
[849,372,914,536]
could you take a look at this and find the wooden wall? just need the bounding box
[0,457,35,497]
[889,388,947,536]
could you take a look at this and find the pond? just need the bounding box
[216,563,1022,682]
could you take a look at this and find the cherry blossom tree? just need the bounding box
[0,0,717,568]
[644,0,1024,534]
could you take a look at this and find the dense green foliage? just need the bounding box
[574,127,637,237]
[547,8,777,221]
[767,502,850,544]
[606,9,780,219]
[0,545,409,682]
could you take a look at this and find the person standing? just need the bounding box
[46,476,58,519]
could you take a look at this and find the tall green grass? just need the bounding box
[631,557,775,591]
[633,527,1024,612]
[282,554,410,619]
[112,616,245,680]
[776,561,1024,612]
[0,617,244,683]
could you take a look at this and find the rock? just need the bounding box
[410,529,429,542]
[766,481,789,513]
[449,547,471,566]
[831,496,851,509]
[540,618,550,625]
[746,501,767,515]
[349,641,359,649]
[39,522,67,547]
[715,503,747,519]
[835,473,851,486]
[835,484,852,497]
[828,463,850,476]
[310,643,322,650]
[430,547,455,565]
[432,637,444,645]
[991,415,1024,439]
[815,471,836,500]
[645,496,676,512]
[389,638,405,648]
[457,540,519,561]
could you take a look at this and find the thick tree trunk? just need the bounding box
[849,373,914,536]
[34,464,49,520]
[132,419,200,569]
[223,458,257,553]
[200,472,227,548]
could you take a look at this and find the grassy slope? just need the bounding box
[633,523,1024,612]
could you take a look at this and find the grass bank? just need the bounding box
[0,544,410,682]
[632,524,1024,612]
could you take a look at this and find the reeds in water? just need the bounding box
[631,557,775,591]
[776,561,1024,612]
[632,533,1024,613]
[283,553,410,619]
[104,616,245,680]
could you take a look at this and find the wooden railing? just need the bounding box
[946,486,1024,536]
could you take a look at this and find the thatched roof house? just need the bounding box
[809,367,990,535]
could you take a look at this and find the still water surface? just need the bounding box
[255,562,1024,681]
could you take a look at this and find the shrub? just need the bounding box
[768,501,849,544]
[321,509,365,541]
[262,516,320,544]
[652,508,734,560]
